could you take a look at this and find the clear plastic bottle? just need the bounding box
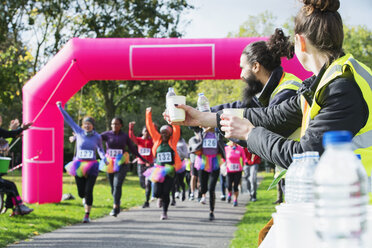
[166,87,176,108]
[197,93,210,112]
[296,151,319,203]
[314,131,368,248]
[284,153,303,204]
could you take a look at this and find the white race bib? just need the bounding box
[228,163,240,172]
[202,138,217,148]
[78,150,94,159]
[139,148,151,156]
[108,149,123,157]
[157,152,172,163]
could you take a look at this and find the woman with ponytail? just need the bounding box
[165,0,372,244]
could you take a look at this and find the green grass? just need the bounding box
[0,170,144,247]
[230,172,277,248]
[230,173,372,248]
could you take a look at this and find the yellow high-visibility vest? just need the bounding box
[301,54,372,175]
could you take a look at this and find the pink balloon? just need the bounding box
[22,37,311,204]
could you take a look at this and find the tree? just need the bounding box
[343,25,372,69]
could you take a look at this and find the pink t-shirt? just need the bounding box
[224,145,247,173]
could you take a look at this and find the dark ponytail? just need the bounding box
[242,28,294,72]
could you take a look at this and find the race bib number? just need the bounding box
[139,148,151,156]
[108,149,123,157]
[78,150,94,159]
[228,163,240,172]
[203,138,217,148]
[157,152,172,163]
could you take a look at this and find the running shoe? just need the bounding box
[227,195,231,203]
[170,199,176,206]
[181,192,186,202]
[15,204,33,215]
[209,212,215,221]
[189,193,194,201]
[109,207,120,217]
[150,197,156,202]
[200,197,206,205]
[175,192,180,199]
[83,216,90,223]
[233,201,238,207]
[220,195,226,201]
[251,197,257,202]
[142,201,150,208]
[160,213,168,220]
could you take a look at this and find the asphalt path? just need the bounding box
[8,185,252,248]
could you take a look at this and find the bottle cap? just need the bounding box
[292,153,303,160]
[323,130,352,147]
[304,151,319,158]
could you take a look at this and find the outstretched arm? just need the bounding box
[128,121,139,145]
[145,107,160,141]
[56,102,82,134]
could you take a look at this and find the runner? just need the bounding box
[57,101,105,223]
[128,121,154,208]
[173,135,188,203]
[193,127,225,220]
[144,107,181,220]
[224,142,247,206]
[100,117,147,216]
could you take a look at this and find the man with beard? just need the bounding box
[210,28,302,203]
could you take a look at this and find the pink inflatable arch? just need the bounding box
[22,38,312,204]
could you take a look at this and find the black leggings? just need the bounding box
[108,165,128,205]
[174,171,186,193]
[0,178,21,208]
[198,169,220,212]
[227,172,242,192]
[75,175,97,206]
[153,176,174,213]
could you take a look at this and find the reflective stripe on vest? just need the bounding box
[269,72,302,102]
[301,54,372,175]
[269,72,303,141]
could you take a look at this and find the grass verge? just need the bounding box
[0,170,143,247]
[230,172,277,248]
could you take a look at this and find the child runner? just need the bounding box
[224,142,247,206]
[128,121,154,208]
[100,117,147,216]
[57,101,105,223]
[193,127,225,220]
[144,107,181,220]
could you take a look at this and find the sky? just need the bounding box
[181,0,372,38]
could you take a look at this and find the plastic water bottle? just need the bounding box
[197,93,210,112]
[166,87,176,108]
[295,151,319,203]
[284,153,303,204]
[314,131,368,248]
